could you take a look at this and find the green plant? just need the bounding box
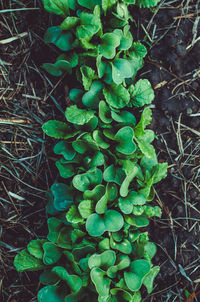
[14,0,167,301]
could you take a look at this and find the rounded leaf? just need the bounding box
[73,168,103,191]
[115,126,136,155]
[51,183,73,212]
[44,26,74,51]
[99,33,120,59]
[65,105,95,125]
[42,121,75,139]
[104,210,124,232]
[43,242,62,265]
[91,267,111,297]
[88,250,116,269]
[54,141,76,160]
[14,249,45,272]
[86,213,106,237]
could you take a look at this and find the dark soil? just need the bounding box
[0,0,199,302]
[0,1,67,301]
[132,1,200,301]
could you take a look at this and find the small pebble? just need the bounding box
[176,44,187,56]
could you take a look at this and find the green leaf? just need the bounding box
[43,242,62,265]
[122,0,136,3]
[125,215,149,227]
[115,126,136,155]
[72,133,98,154]
[78,200,94,218]
[119,191,146,214]
[103,129,116,141]
[141,154,158,171]
[129,79,155,107]
[42,58,72,76]
[143,266,160,293]
[116,2,130,20]
[130,42,147,58]
[79,38,96,50]
[99,101,112,124]
[86,210,124,236]
[86,214,106,237]
[55,159,75,178]
[66,205,83,223]
[107,254,130,278]
[69,88,84,104]
[72,240,96,259]
[111,58,133,84]
[70,229,85,245]
[124,259,151,291]
[54,141,76,161]
[84,151,104,168]
[99,33,120,59]
[99,238,110,251]
[144,205,162,218]
[47,218,73,249]
[44,27,74,51]
[14,249,45,272]
[56,227,73,249]
[82,116,98,131]
[73,168,103,191]
[152,163,168,184]
[83,184,105,202]
[80,66,96,90]
[139,177,154,200]
[136,135,156,159]
[113,25,133,51]
[102,0,117,13]
[118,198,133,214]
[103,165,126,185]
[96,55,112,83]
[111,110,136,126]
[135,107,152,137]
[27,239,46,260]
[76,9,101,40]
[110,238,132,255]
[120,163,139,197]
[42,120,77,139]
[82,81,103,108]
[144,241,157,260]
[126,56,143,80]
[65,105,95,125]
[95,183,118,214]
[91,267,111,297]
[78,0,101,10]
[43,0,72,17]
[88,250,116,269]
[110,288,142,302]
[47,218,63,243]
[51,183,73,211]
[52,266,82,292]
[60,17,79,30]
[93,130,110,149]
[132,206,144,216]
[103,84,130,109]
[38,285,68,302]
[121,191,141,211]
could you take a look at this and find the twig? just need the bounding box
[0,32,28,45]
[0,118,30,124]
[0,8,39,13]
[1,181,20,215]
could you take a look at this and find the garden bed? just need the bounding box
[0,0,199,301]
